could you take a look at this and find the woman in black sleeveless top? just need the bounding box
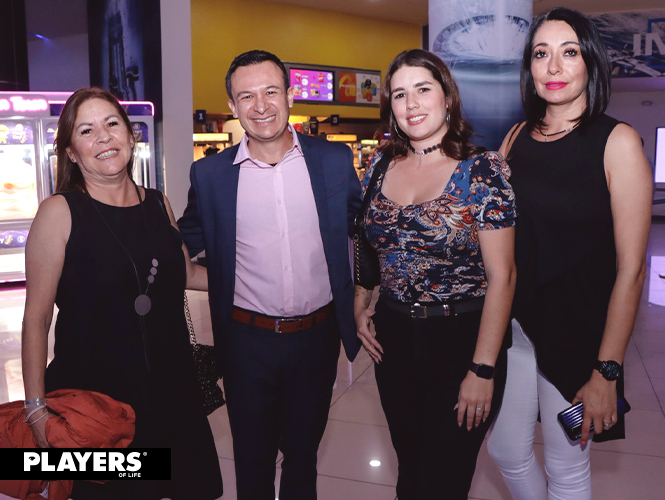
[487,8,652,500]
[22,88,223,499]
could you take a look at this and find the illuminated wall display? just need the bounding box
[656,127,665,183]
[284,62,380,107]
[0,95,49,114]
[290,68,334,102]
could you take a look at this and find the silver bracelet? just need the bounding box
[28,410,50,427]
[24,405,47,423]
[24,397,47,409]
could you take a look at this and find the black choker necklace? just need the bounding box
[539,122,580,142]
[408,143,441,169]
[88,182,158,316]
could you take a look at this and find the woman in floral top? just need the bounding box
[354,49,516,500]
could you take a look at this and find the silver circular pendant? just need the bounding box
[135,294,152,316]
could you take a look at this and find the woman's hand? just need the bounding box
[27,408,53,448]
[456,372,494,431]
[354,286,383,363]
[573,371,618,444]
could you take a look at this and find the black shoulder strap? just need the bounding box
[360,155,390,217]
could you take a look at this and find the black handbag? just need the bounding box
[184,291,226,416]
[353,155,390,289]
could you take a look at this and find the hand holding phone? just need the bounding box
[557,396,631,441]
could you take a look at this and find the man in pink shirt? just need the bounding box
[178,50,361,500]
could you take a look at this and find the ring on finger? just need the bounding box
[476,407,484,413]
[603,422,613,429]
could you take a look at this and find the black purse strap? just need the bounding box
[356,154,391,225]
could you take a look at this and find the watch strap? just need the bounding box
[469,362,496,380]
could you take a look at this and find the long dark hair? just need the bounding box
[521,7,611,131]
[54,87,135,193]
[377,49,482,161]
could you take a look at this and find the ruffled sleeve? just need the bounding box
[468,151,517,230]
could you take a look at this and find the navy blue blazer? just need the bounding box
[178,132,362,363]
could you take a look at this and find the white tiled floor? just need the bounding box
[1,221,665,499]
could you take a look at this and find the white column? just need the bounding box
[429,0,532,150]
[160,0,193,218]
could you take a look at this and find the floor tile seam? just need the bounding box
[632,327,665,335]
[315,472,396,488]
[586,448,665,460]
[534,441,665,459]
[326,416,389,428]
[352,360,375,381]
[329,363,375,406]
[632,339,665,415]
[329,382,354,407]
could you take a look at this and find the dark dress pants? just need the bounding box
[223,313,341,500]
[373,297,507,500]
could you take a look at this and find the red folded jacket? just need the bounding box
[0,389,135,500]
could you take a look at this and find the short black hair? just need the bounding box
[225,50,290,102]
[521,7,611,130]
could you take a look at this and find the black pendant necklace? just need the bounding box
[539,121,580,142]
[409,143,441,169]
[88,182,158,316]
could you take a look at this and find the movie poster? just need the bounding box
[429,0,532,150]
[87,0,164,188]
[590,10,665,78]
[87,0,163,105]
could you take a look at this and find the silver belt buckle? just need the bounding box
[275,318,301,333]
[410,303,428,319]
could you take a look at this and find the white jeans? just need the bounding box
[487,320,592,500]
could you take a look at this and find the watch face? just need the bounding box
[600,361,622,380]
[476,364,495,379]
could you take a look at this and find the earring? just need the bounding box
[390,111,408,141]
[393,122,407,140]
[69,157,77,164]
[446,113,451,123]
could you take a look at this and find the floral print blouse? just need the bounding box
[362,151,516,304]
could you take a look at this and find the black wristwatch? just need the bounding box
[594,360,622,381]
[469,362,496,380]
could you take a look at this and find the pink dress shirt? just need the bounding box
[234,125,333,317]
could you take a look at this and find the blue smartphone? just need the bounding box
[557,396,631,441]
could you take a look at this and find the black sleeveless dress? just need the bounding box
[45,188,223,499]
[507,114,625,441]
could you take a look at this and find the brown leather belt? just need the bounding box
[232,302,335,333]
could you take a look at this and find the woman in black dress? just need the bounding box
[487,8,652,500]
[354,49,516,499]
[21,87,223,499]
